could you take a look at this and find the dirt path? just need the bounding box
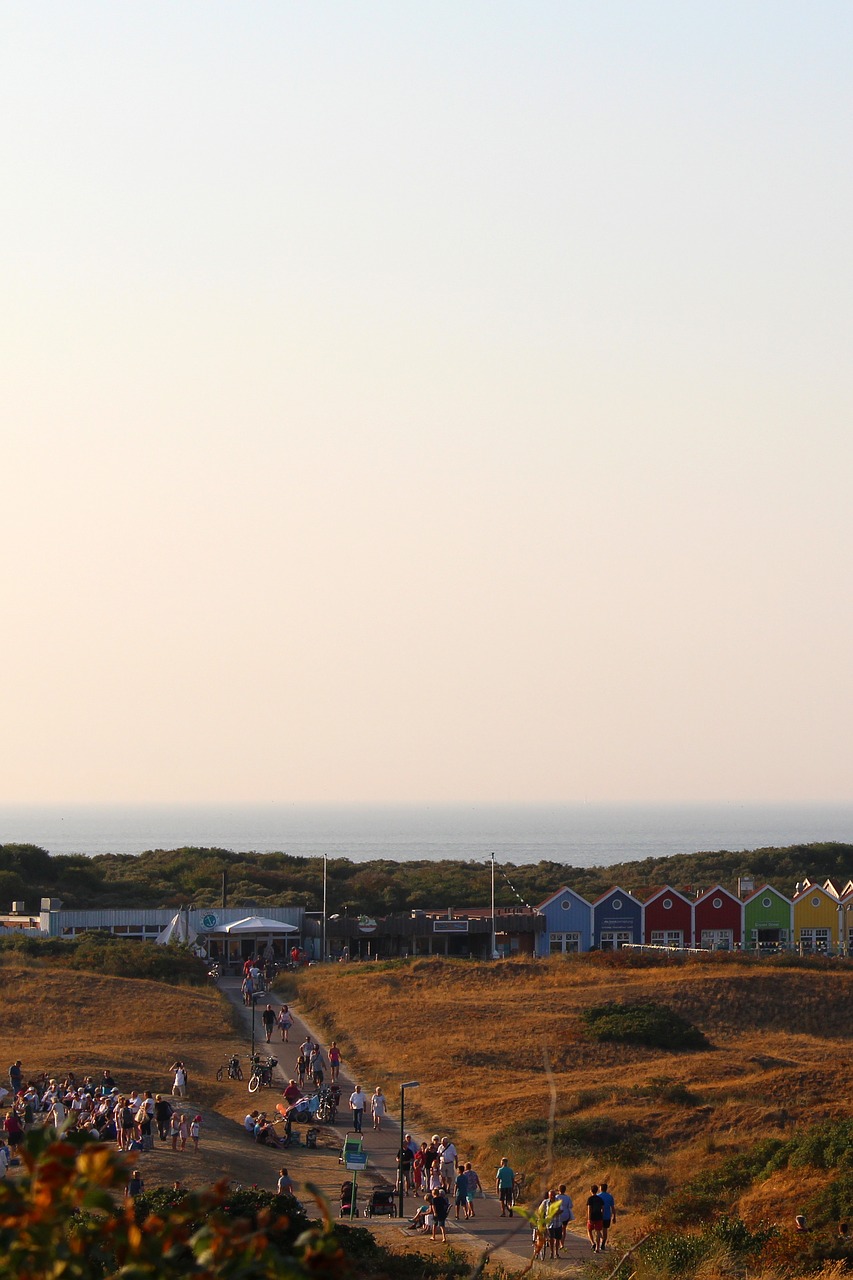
[213,977,592,1274]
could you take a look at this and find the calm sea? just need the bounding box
[1,803,852,866]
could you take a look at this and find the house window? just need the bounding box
[712,897,723,909]
[651,930,683,947]
[611,899,623,911]
[800,928,830,953]
[561,900,572,911]
[762,897,772,908]
[662,898,673,910]
[550,932,580,954]
[700,929,732,950]
[600,930,632,950]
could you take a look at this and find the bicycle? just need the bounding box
[247,1054,278,1093]
[216,1054,244,1082]
[512,1172,527,1207]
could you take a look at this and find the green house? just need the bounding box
[743,884,793,951]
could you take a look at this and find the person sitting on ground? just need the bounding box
[244,1109,260,1134]
[407,1194,434,1232]
[254,1113,285,1148]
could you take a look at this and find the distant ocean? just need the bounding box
[1,803,852,867]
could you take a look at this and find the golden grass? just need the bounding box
[287,955,853,1226]
[0,956,236,1106]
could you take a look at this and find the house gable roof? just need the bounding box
[743,883,793,907]
[643,885,693,908]
[591,885,643,908]
[536,885,591,913]
[694,884,741,908]
[793,883,839,906]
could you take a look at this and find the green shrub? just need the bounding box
[630,1076,700,1106]
[580,1001,709,1050]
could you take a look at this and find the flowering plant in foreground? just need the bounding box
[0,1127,344,1279]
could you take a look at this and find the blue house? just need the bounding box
[592,886,643,949]
[535,886,593,956]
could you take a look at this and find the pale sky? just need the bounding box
[2,2,852,805]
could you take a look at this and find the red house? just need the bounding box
[643,886,693,948]
[693,885,743,950]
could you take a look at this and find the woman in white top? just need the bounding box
[370,1087,387,1131]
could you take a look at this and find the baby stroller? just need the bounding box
[366,1187,397,1217]
[339,1179,359,1217]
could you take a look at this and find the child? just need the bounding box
[190,1114,202,1152]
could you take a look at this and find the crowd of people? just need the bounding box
[1,1058,204,1177]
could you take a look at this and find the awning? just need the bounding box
[218,916,299,934]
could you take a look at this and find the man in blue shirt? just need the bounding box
[495,1157,515,1217]
[599,1182,616,1250]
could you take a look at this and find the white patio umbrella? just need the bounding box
[220,916,298,934]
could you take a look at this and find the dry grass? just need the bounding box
[287,955,853,1228]
[0,956,235,1101]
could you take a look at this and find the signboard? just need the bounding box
[433,920,469,933]
[345,1153,369,1170]
[201,913,218,930]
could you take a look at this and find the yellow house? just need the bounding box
[792,884,841,953]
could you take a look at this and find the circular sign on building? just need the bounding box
[201,913,218,930]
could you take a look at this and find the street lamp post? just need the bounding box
[490,852,496,960]
[398,1081,420,1217]
[251,993,257,1058]
[322,854,328,963]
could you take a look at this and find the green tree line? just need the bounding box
[1,840,851,919]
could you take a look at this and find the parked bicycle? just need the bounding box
[247,1053,278,1093]
[215,1053,244,1082]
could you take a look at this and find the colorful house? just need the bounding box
[642,886,693,948]
[743,885,793,951]
[694,885,743,950]
[535,887,593,956]
[792,884,840,953]
[592,886,643,950]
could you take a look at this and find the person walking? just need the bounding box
[599,1181,616,1250]
[370,1087,386,1131]
[189,1114,202,1152]
[465,1163,482,1218]
[328,1041,341,1082]
[496,1157,515,1217]
[556,1183,574,1244]
[538,1189,563,1259]
[154,1095,172,1142]
[349,1084,366,1133]
[586,1184,605,1252]
[261,1005,276,1044]
[277,1005,293,1043]
[454,1163,470,1220]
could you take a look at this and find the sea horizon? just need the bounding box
[1,802,852,867]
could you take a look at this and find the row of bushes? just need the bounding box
[0,933,208,984]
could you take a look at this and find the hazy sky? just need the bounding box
[3,2,852,805]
